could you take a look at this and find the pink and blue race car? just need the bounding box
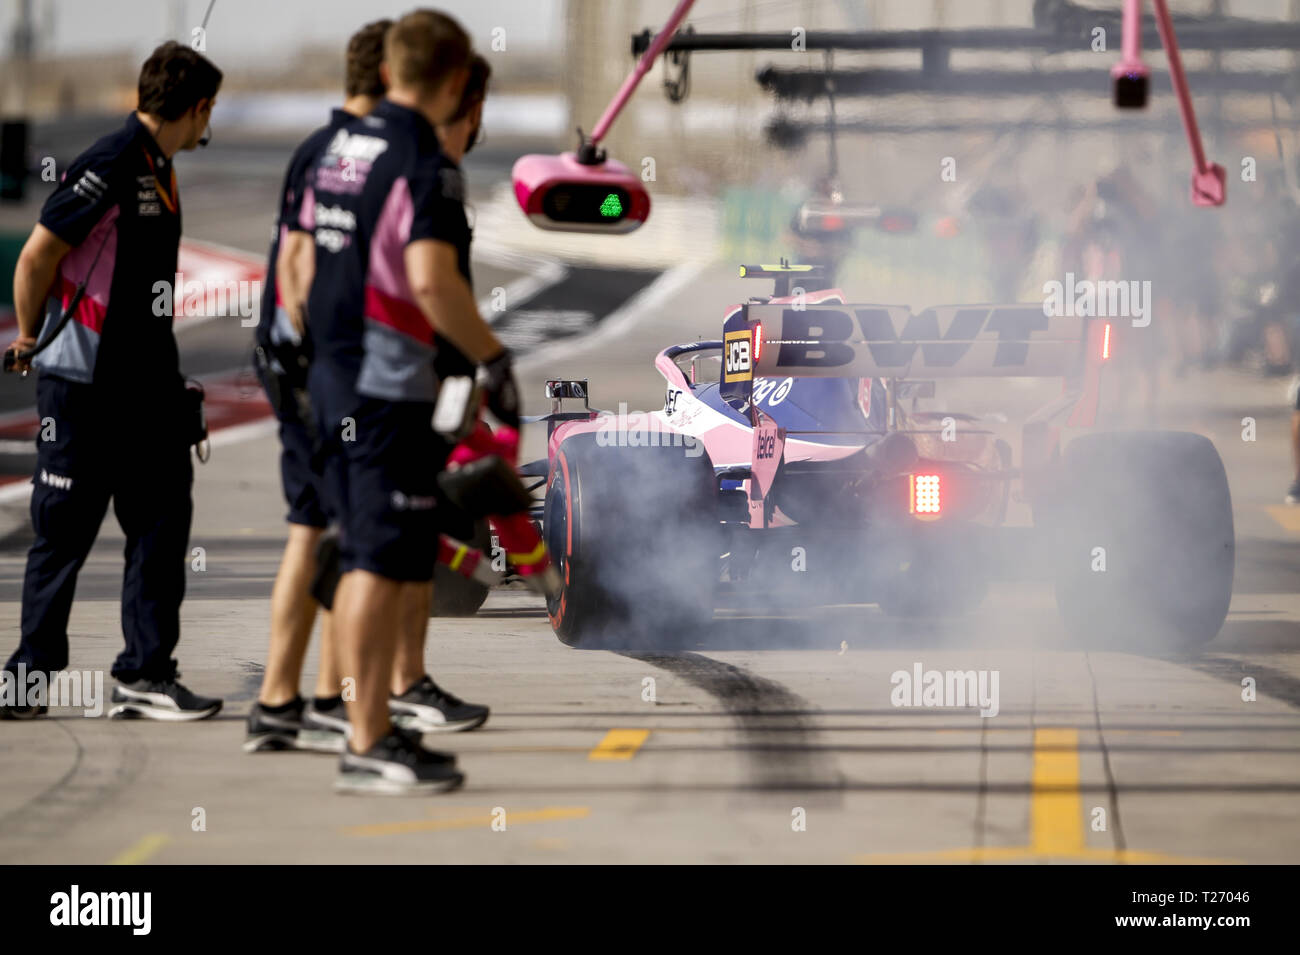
[524,263,1234,650]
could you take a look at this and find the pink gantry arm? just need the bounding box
[589,0,697,146]
[1122,0,1143,63]
[1148,0,1227,205]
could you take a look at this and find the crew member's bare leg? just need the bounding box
[258,524,323,706]
[333,569,402,752]
[391,581,432,695]
[313,610,340,699]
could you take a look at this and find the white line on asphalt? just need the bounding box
[0,477,32,504]
[206,416,279,448]
[519,258,709,372]
[0,257,707,510]
[171,237,268,335]
[0,418,279,506]
[473,241,569,322]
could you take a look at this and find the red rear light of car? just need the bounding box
[878,213,917,233]
[909,473,942,517]
[753,322,763,365]
[1102,322,1112,360]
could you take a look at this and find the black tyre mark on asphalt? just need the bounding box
[0,718,147,857]
[1175,654,1300,710]
[1084,651,1128,855]
[225,660,265,704]
[620,650,843,803]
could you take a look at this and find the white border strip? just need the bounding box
[0,417,280,506]
[0,258,710,510]
[519,258,708,371]
[473,241,568,324]
[171,238,268,335]
[0,475,33,504]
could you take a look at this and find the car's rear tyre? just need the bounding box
[544,432,719,649]
[1048,431,1233,649]
[431,519,492,617]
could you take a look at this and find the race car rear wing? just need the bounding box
[720,303,1107,416]
[718,302,1112,501]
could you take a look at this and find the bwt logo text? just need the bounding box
[152,274,261,325]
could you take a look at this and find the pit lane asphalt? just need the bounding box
[1,119,1298,861]
[0,253,1297,863]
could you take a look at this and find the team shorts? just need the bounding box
[258,361,329,528]
[318,392,450,582]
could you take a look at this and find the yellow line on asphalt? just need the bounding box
[1266,506,1300,533]
[854,727,1232,864]
[110,833,170,865]
[343,806,589,837]
[1031,727,1084,855]
[857,846,1231,864]
[588,728,651,761]
[933,728,1180,736]
[466,745,597,754]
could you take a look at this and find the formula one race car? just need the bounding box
[525,263,1235,650]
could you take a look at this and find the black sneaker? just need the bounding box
[1287,480,1300,505]
[300,697,350,754]
[303,698,445,754]
[0,669,47,719]
[0,702,47,720]
[335,729,464,795]
[390,675,489,733]
[243,697,306,752]
[109,675,222,721]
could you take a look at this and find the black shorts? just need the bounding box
[259,364,328,528]
[318,392,450,582]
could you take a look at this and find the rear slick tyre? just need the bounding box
[544,433,718,650]
[1050,431,1234,650]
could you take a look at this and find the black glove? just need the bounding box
[480,349,520,429]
